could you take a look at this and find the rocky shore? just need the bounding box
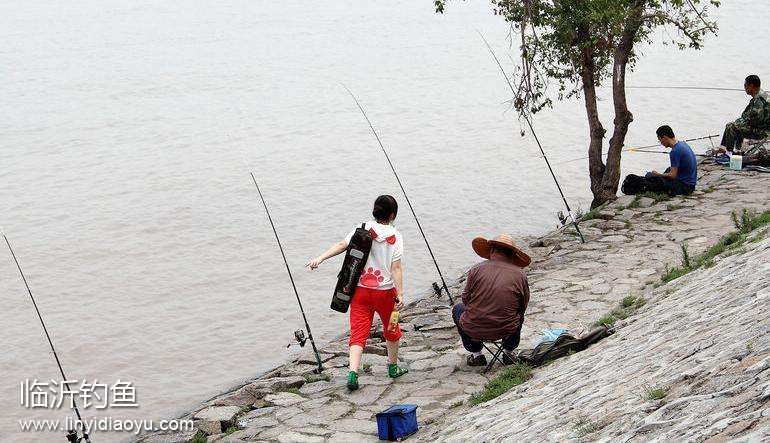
[138,163,770,442]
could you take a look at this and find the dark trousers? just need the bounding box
[642,172,695,196]
[623,172,694,197]
[721,122,765,151]
[452,303,521,353]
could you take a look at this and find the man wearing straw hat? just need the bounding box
[452,234,531,366]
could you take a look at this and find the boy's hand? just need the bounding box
[306,257,323,270]
[395,293,404,310]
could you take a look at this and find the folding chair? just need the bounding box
[481,340,506,373]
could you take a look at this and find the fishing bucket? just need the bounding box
[730,155,743,171]
[376,404,418,441]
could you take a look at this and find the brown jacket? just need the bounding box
[459,257,530,341]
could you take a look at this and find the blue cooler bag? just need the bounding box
[376,404,418,441]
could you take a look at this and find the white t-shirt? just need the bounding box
[345,220,403,290]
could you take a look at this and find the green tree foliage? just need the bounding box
[435,0,718,207]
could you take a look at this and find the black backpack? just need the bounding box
[621,174,647,195]
[330,223,373,313]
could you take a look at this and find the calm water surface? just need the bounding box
[1,1,767,441]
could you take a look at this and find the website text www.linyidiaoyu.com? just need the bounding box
[19,416,194,436]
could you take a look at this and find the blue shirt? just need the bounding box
[669,141,697,187]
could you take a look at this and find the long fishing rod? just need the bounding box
[341,85,456,305]
[622,86,743,92]
[478,32,586,243]
[557,134,720,164]
[1,228,92,443]
[249,174,324,373]
[627,133,720,152]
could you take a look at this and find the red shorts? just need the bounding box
[348,286,402,347]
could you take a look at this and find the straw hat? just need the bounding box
[472,234,531,268]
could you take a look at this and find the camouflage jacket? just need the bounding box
[736,90,770,133]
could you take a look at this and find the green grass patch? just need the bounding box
[595,313,617,327]
[661,265,690,283]
[449,400,464,409]
[627,196,642,209]
[666,204,683,211]
[641,385,670,401]
[225,426,238,435]
[576,204,607,222]
[304,372,332,383]
[651,212,672,226]
[702,185,716,194]
[469,364,533,405]
[594,296,646,327]
[639,191,671,203]
[281,387,303,395]
[573,416,603,437]
[192,431,207,443]
[749,228,768,243]
[661,209,770,283]
[628,191,671,209]
[680,244,692,268]
[362,363,372,374]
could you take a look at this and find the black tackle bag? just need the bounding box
[330,223,373,313]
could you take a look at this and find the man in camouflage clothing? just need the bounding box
[718,75,770,152]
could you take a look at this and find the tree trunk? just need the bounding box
[589,1,647,208]
[579,35,607,209]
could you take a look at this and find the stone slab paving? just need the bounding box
[420,234,770,442]
[137,165,770,442]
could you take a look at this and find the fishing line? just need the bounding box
[622,86,743,92]
[248,174,324,373]
[478,32,586,243]
[341,84,456,305]
[1,228,92,443]
[557,134,720,164]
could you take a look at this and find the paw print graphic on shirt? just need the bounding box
[360,267,384,287]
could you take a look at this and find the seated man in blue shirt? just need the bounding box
[622,125,698,196]
[646,125,698,195]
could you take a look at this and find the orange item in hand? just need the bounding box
[388,310,400,334]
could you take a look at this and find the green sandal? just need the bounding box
[388,363,409,379]
[347,371,359,391]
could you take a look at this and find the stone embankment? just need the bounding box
[139,164,770,442]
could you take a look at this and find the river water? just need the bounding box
[1,1,767,441]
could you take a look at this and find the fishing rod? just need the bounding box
[249,174,324,373]
[622,86,743,92]
[1,228,92,443]
[478,32,586,244]
[341,85,456,305]
[557,134,720,164]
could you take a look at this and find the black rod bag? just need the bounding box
[330,223,373,313]
[516,325,615,367]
